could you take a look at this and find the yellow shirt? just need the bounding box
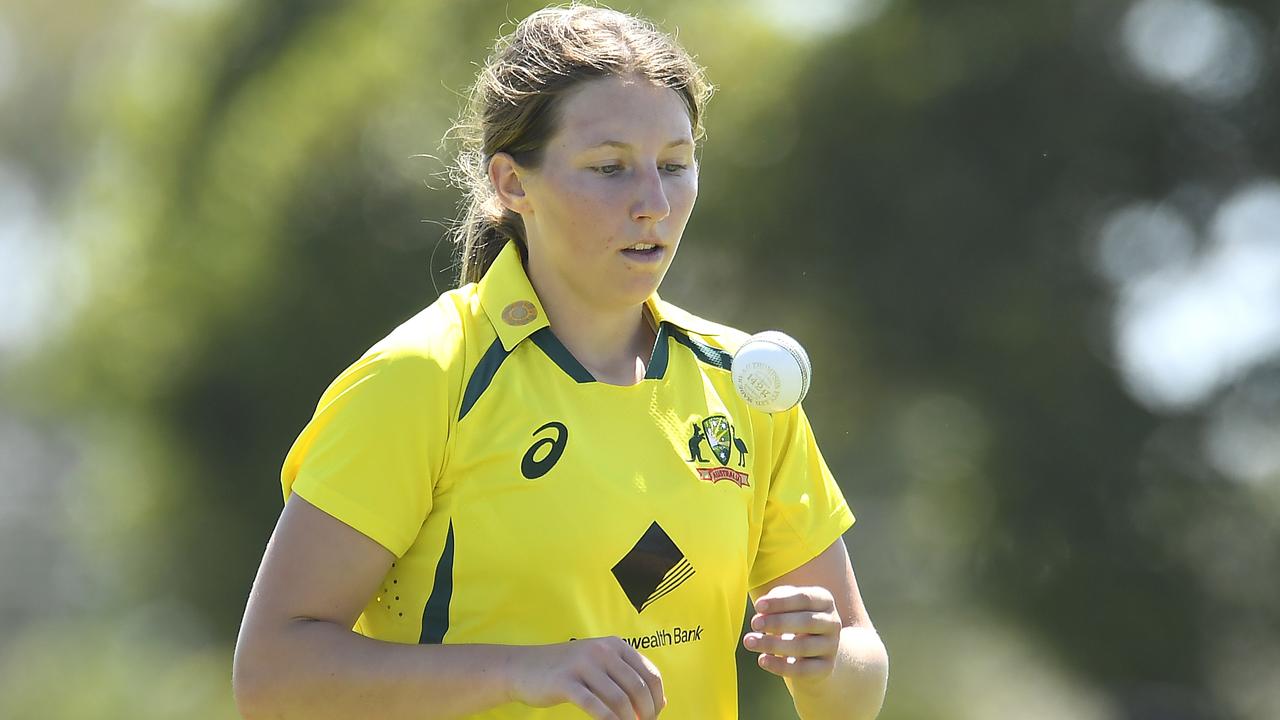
[281,239,855,718]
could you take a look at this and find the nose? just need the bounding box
[631,165,671,223]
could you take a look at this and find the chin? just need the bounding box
[605,278,663,309]
[597,250,676,306]
[619,285,661,308]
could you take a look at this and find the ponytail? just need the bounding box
[457,196,527,286]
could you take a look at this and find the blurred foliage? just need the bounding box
[2,0,1279,718]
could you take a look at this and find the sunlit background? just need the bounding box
[2,0,1278,718]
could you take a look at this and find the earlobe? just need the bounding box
[489,152,530,214]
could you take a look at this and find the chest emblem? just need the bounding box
[686,415,750,487]
[612,521,695,613]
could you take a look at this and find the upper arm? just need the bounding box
[233,495,394,712]
[749,538,872,629]
[240,494,394,637]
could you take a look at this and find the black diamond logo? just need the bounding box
[611,522,696,613]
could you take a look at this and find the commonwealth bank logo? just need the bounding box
[611,522,695,613]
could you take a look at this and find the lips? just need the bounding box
[622,239,663,251]
[621,243,665,262]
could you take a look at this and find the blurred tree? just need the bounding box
[1,0,1278,718]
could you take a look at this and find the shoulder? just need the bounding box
[300,288,484,440]
[363,286,480,366]
[327,287,481,398]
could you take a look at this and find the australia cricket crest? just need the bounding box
[702,416,733,465]
[686,414,750,487]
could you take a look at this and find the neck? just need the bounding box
[528,274,656,386]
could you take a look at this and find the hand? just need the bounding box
[505,637,665,720]
[742,585,842,682]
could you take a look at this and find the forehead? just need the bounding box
[551,76,694,149]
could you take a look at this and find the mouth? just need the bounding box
[620,241,666,262]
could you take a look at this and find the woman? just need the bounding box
[233,5,888,719]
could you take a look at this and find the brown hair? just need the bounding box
[446,3,714,286]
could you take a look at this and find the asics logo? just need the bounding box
[521,421,567,479]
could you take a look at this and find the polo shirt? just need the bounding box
[281,239,854,718]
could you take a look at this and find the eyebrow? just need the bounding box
[586,139,693,150]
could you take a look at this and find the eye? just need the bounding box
[662,163,689,173]
[594,164,623,175]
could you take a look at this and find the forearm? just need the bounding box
[786,626,888,720]
[234,618,518,720]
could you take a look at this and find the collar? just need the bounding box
[478,240,552,351]
[478,239,720,351]
[646,291,722,337]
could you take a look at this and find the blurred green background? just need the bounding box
[2,0,1279,718]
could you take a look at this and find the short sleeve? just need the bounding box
[280,315,461,558]
[748,404,855,589]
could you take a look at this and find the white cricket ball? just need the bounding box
[732,331,812,413]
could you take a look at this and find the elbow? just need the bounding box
[839,626,889,720]
[233,638,283,720]
[791,626,889,720]
[234,615,338,719]
[232,654,267,720]
[858,631,889,720]
[867,629,889,680]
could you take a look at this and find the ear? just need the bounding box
[488,152,532,215]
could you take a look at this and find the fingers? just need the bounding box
[753,585,837,614]
[571,640,664,720]
[619,645,666,716]
[566,682,622,720]
[531,637,664,719]
[755,652,836,679]
[606,654,657,720]
[750,609,840,636]
[582,662,654,720]
[743,591,843,681]
[743,630,839,659]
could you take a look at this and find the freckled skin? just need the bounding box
[517,75,699,313]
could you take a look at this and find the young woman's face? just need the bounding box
[516,75,699,312]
